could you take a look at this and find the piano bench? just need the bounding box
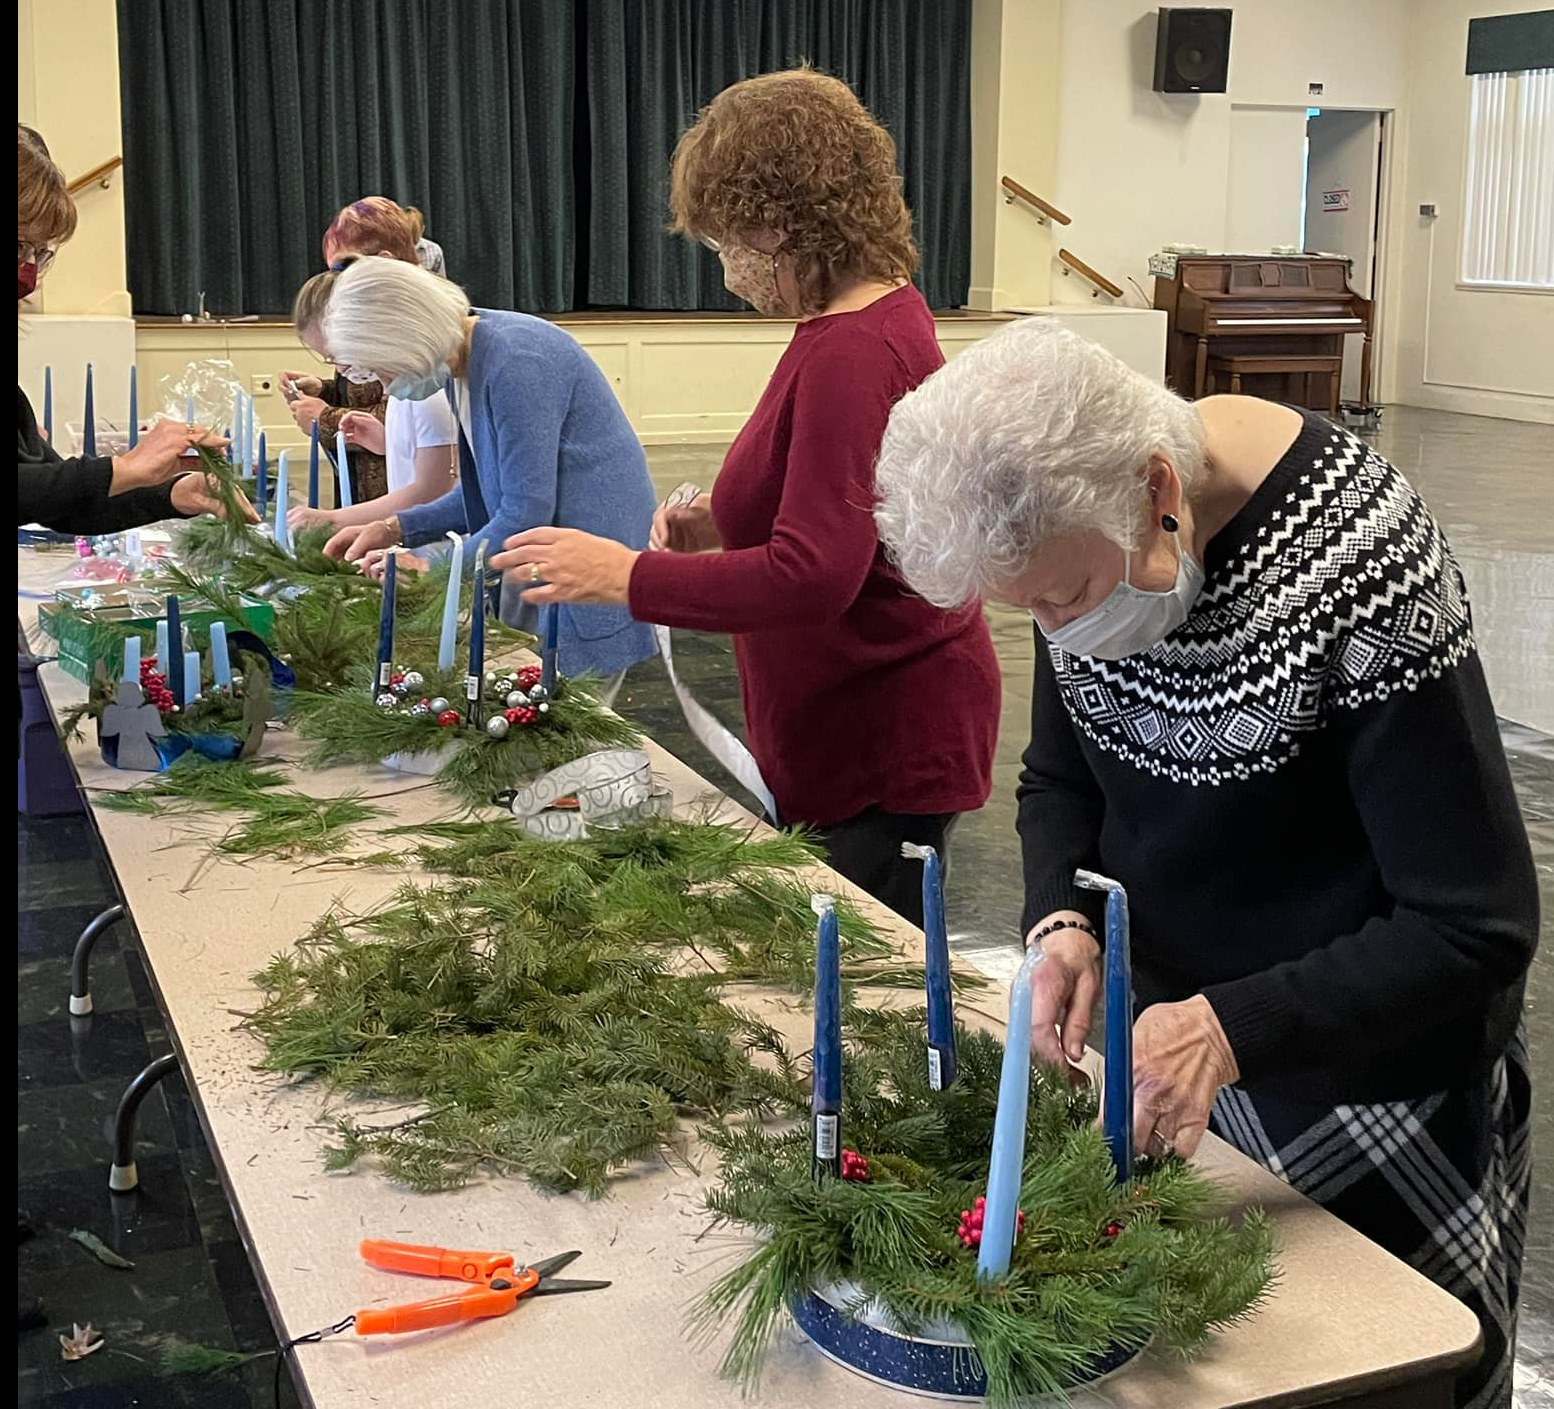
[1206,354,1343,414]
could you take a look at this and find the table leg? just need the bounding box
[109,1052,180,1193]
[1329,369,1340,415]
[1194,339,1208,399]
[71,904,126,1017]
[1360,334,1374,408]
[1230,371,1242,394]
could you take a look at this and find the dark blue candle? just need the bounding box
[810,894,842,1178]
[307,421,321,509]
[540,603,560,693]
[166,596,184,708]
[374,551,396,697]
[903,843,957,1090]
[128,366,138,449]
[256,431,268,517]
[1077,869,1134,1182]
[82,363,96,456]
[466,541,487,726]
[43,366,52,442]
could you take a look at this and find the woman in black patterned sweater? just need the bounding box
[873,318,1537,1409]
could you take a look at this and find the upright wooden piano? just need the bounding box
[1154,255,1373,411]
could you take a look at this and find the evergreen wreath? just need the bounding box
[695,1007,1277,1406]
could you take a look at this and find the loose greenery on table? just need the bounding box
[695,1006,1277,1406]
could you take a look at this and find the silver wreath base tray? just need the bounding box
[790,1281,1141,1401]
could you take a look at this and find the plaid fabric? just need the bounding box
[1211,1026,1531,1409]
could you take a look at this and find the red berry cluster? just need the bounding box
[503,705,539,728]
[514,665,542,691]
[137,660,176,713]
[839,1149,870,1182]
[956,1196,1024,1250]
[390,671,406,686]
[1104,1220,1124,1238]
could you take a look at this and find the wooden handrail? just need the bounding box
[1057,248,1124,299]
[67,155,123,196]
[1000,176,1071,226]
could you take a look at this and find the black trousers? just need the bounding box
[810,807,958,929]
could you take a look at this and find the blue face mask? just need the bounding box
[388,369,449,401]
[1042,541,1204,661]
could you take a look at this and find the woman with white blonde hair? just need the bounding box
[874,317,1536,1409]
[321,257,656,690]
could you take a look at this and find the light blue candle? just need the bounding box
[903,843,957,1090]
[977,945,1041,1280]
[122,634,141,684]
[128,366,138,449]
[274,450,292,553]
[335,428,353,508]
[307,421,321,508]
[1077,870,1135,1183]
[82,363,96,456]
[155,620,170,677]
[437,531,464,672]
[186,393,197,423]
[231,388,243,458]
[245,394,256,475]
[209,621,232,690]
[810,895,843,1179]
[256,431,268,516]
[541,603,560,693]
[43,366,53,442]
[183,650,201,705]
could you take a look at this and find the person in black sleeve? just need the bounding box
[874,317,1537,1409]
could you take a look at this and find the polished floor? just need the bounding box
[15,405,1553,1407]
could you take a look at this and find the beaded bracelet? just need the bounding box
[1025,918,1098,949]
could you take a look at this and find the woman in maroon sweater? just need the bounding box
[491,70,1000,924]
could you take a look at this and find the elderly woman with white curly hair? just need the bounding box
[873,318,1537,1409]
[320,257,656,693]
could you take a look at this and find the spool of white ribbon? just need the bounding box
[650,483,779,824]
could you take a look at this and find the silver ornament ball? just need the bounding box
[485,715,510,740]
[403,670,424,689]
[526,683,551,705]
[505,690,528,708]
[429,696,450,714]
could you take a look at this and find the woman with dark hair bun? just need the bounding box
[490,70,1000,925]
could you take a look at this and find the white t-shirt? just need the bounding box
[383,393,458,495]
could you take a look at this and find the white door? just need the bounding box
[1303,110,1382,402]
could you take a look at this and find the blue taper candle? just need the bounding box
[810,894,843,1178]
[540,604,560,694]
[82,364,96,456]
[245,394,256,476]
[1077,869,1135,1183]
[128,366,138,449]
[437,531,464,672]
[182,650,201,706]
[231,388,243,459]
[902,843,957,1090]
[978,945,1042,1279]
[43,366,53,442]
[166,597,184,707]
[374,550,397,697]
[335,428,353,508]
[466,541,488,726]
[209,621,231,690]
[274,451,292,553]
[122,634,141,684]
[256,431,268,517]
[155,620,169,676]
[307,421,321,508]
[186,394,197,423]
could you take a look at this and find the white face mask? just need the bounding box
[1042,542,1204,660]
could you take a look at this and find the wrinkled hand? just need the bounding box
[1131,996,1239,1161]
[650,493,720,553]
[288,505,336,534]
[361,548,428,582]
[112,420,228,493]
[170,473,259,523]
[289,395,328,433]
[489,527,639,607]
[339,410,386,456]
[282,371,324,400]
[1024,917,1102,1069]
[330,517,400,563]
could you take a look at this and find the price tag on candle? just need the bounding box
[814,1114,838,1161]
[928,1048,943,1092]
[465,675,479,703]
[378,663,391,688]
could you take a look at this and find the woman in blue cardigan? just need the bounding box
[321,257,656,692]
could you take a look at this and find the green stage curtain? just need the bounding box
[117,0,575,315]
[583,0,973,310]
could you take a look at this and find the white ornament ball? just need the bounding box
[403,670,424,689]
[538,702,550,714]
[505,690,528,708]
[484,670,498,684]
[486,715,510,740]
[376,692,398,709]
[429,696,450,714]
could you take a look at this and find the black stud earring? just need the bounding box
[1161,513,1179,533]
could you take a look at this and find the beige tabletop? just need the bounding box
[18,547,1481,1409]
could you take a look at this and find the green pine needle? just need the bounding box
[160,1341,263,1376]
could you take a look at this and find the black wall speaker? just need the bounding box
[1153,8,1233,93]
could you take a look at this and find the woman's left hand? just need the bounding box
[1131,995,1239,1161]
[490,527,639,607]
[289,395,327,433]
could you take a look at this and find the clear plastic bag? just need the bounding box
[155,358,247,434]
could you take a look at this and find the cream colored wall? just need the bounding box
[1384,0,1554,423]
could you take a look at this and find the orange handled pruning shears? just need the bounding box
[352,1240,610,1336]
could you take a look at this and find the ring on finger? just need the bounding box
[1149,1124,1176,1159]
[528,563,542,584]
